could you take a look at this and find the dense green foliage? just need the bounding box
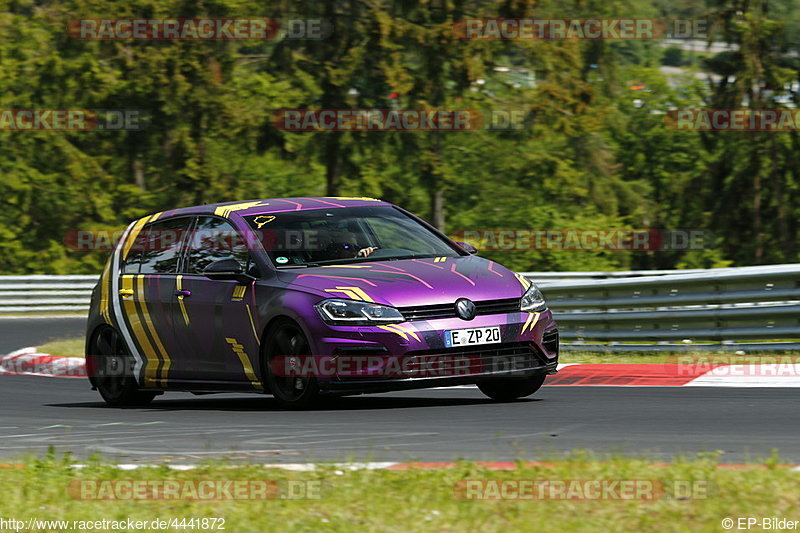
[1,0,798,274]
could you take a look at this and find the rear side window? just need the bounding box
[134,217,192,275]
[184,216,250,275]
[122,248,143,274]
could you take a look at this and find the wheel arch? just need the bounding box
[257,314,307,379]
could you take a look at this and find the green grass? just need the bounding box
[0,452,797,532]
[36,337,85,358]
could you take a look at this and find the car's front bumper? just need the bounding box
[297,309,559,394]
[318,360,558,395]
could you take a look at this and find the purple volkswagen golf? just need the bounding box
[86,197,559,408]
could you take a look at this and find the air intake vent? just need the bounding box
[542,328,559,354]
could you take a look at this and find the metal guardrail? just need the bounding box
[0,275,98,313]
[1,265,798,351]
[0,269,688,314]
[533,264,800,352]
[522,268,711,285]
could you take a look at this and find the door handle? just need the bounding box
[175,290,192,297]
[118,289,134,297]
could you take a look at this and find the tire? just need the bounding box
[262,319,320,409]
[477,374,547,402]
[88,327,156,407]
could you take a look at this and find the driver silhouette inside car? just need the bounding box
[319,229,379,260]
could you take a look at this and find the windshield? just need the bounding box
[244,206,460,267]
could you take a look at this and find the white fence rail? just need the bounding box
[0,275,98,313]
[1,265,799,351]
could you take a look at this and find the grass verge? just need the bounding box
[36,338,85,358]
[0,452,797,532]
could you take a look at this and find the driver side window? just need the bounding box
[184,217,251,275]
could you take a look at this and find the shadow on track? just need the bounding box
[47,394,538,412]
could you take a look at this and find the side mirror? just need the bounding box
[203,258,255,283]
[455,241,478,255]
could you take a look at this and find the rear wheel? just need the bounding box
[477,374,547,401]
[263,319,320,409]
[88,327,156,407]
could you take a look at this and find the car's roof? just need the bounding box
[154,197,393,220]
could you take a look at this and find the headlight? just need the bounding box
[315,298,405,325]
[520,284,547,312]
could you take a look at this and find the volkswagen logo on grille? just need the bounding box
[455,298,477,321]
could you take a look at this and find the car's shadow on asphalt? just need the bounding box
[47,394,539,412]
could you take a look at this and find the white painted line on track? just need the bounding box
[686,364,800,387]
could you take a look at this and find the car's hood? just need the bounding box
[276,255,528,307]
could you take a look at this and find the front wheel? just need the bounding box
[88,327,156,407]
[263,319,320,409]
[477,374,547,401]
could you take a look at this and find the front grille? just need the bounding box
[542,328,559,354]
[398,298,520,321]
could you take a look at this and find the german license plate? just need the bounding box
[445,326,501,348]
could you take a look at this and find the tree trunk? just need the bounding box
[324,132,341,196]
[753,166,762,263]
[431,188,445,230]
[132,154,145,191]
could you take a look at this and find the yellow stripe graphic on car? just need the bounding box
[112,220,149,384]
[377,325,408,340]
[245,305,260,345]
[225,338,263,391]
[515,273,532,291]
[214,201,268,218]
[324,196,380,201]
[176,275,190,326]
[434,257,447,263]
[253,215,276,228]
[521,312,540,334]
[122,215,150,260]
[391,324,420,342]
[231,285,247,301]
[377,324,420,342]
[121,275,159,387]
[137,275,171,386]
[323,286,375,303]
[100,257,112,324]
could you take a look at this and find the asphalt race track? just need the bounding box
[0,317,87,355]
[2,317,799,464]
